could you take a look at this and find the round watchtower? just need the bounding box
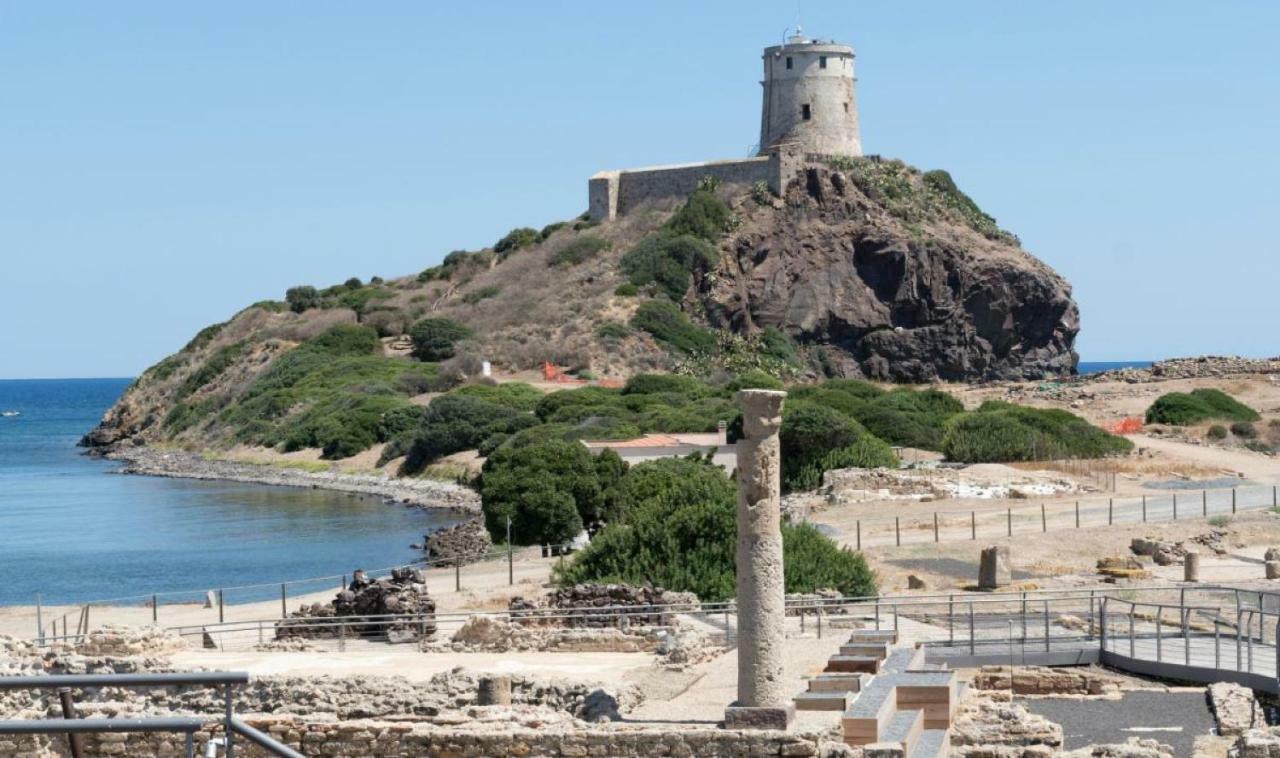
[758,30,861,158]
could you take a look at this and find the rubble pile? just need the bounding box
[278,567,437,642]
[508,584,698,628]
[424,518,492,565]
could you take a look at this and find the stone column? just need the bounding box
[725,390,793,730]
[1184,553,1201,583]
[978,546,1011,589]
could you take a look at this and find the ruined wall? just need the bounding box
[0,719,822,758]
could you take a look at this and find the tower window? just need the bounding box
[820,56,827,69]
[843,102,849,113]
[801,104,811,120]
[785,56,792,70]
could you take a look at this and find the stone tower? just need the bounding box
[758,29,861,157]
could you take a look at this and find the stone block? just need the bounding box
[1184,552,1201,583]
[1266,561,1280,580]
[978,546,1011,589]
[724,704,795,730]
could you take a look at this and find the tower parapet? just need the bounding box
[759,30,861,157]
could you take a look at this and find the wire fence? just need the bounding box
[843,483,1278,549]
[16,484,1280,642]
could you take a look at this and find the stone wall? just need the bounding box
[0,717,824,758]
[589,153,797,221]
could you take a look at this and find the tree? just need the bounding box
[285,285,319,313]
[780,402,897,491]
[479,439,603,545]
[409,317,473,362]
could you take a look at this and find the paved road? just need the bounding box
[1022,690,1214,755]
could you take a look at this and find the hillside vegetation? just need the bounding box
[85,157,1080,459]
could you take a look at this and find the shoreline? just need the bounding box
[102,445,480,515]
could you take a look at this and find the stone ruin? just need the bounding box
[277,567,437,642]
[978,545,1011,589]
[424,517,493,565]
[507,583,699,628]
[1129,530,1228,566]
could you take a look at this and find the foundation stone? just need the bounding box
[978,546,1012,589]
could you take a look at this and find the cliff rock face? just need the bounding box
[705,165,1078,382]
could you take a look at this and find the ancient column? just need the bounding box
[725,389,793,730]
[978,546,1011,589]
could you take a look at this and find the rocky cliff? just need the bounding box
[84,157,1077,453]
[704,162,1077,381]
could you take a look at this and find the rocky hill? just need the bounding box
[84,157,1078,452]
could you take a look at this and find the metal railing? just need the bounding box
[0,672,301,758]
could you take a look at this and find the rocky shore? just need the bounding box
[1087,355,1280,383]
[105,446,480,513]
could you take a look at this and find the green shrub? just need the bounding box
[943,401,1133,463]
[539,221,568,241]
[462,285,500,305]
[177,342,245,399]
[725,369,785,391]
[666,189,735,241]
[760,327,799,366]
[398,394,534,472]
[613,283,639,297]
[1208,515,1232,528]
[594,321,631,341]
[620,234,718,301]
[623,373,707,397]
[1145,389,1259,425]
[182,322,228,353]
[494,227,540,256]
[447,382,542,412]
[343,277,363,289]
[549,235,610,267]
[630,300,716,354]
[1245,441,1274,454]
[479,439,604,544]
[555,457,876,601]
[1207,424,1228,440]
[1231,421,1257,439]
[285,285,319,313]
[409,317,472,361]
[780,403,898,492]
[279,392,406,459]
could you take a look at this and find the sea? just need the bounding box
[1077,360,1152,374]
[0,378,457,606]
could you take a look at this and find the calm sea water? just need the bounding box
[1078,360,1152,374]
[0,378,456,605]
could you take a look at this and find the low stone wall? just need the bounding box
[589,151,803,221]
[0,717,824,758]
[424,517,492,565]
[971,665,1123,697]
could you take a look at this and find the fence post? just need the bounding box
[1173,493,1178,521]
[1007,508,1012,537]
[1099,597,1107,654]
[218,589,224,624]
[968,603,975,655]
[1087,591,1095,640]
[152,594,158,623]
[1215,621,1220,669]
[1274,486,1278,509]
[1044,599,1050,653]
[895,517,901,547]
[224,683,234,758]
[856,520,861,551]
[36,594,43,645]
[1075,501,1080,529]
[1142,496,1147,523]
[934,512,939,543]
[1233,488,1237,514]
[1040,503,1046,532]
[1155,606,1163,662]
[507,517,514,585]
[280,584,287,618]
[455,562,461,592]
[970,511,976,540]
[1203,490,1208,517]
[1108,499,1113,525]
[948,595,954,643]
[57,687,85,758]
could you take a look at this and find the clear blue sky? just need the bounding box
[2,1,1277,379]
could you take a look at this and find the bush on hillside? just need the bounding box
[549,235,610,267]
[780,403,898,492]
[554,457,877,601]
[409,317,473,361]
[1231,421,1257,439]
[1207,424,1228,440]
[943,401,1133,463]
[1145,388,1259,426]
[447,382,542,412]
[725,369,785,392]
[177,342,245,399]
[494,227,540,256]
[285,285,320,313]
[623,373,707,397]
[396,394,537,472]
[613,283,639,297]
[630,300,716,354]
[479,439,606,545]
[461,285,500,305]
[665,189,735,241]
[619,234,718,301]
[594,321,631,341]
[539,221,568,241]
